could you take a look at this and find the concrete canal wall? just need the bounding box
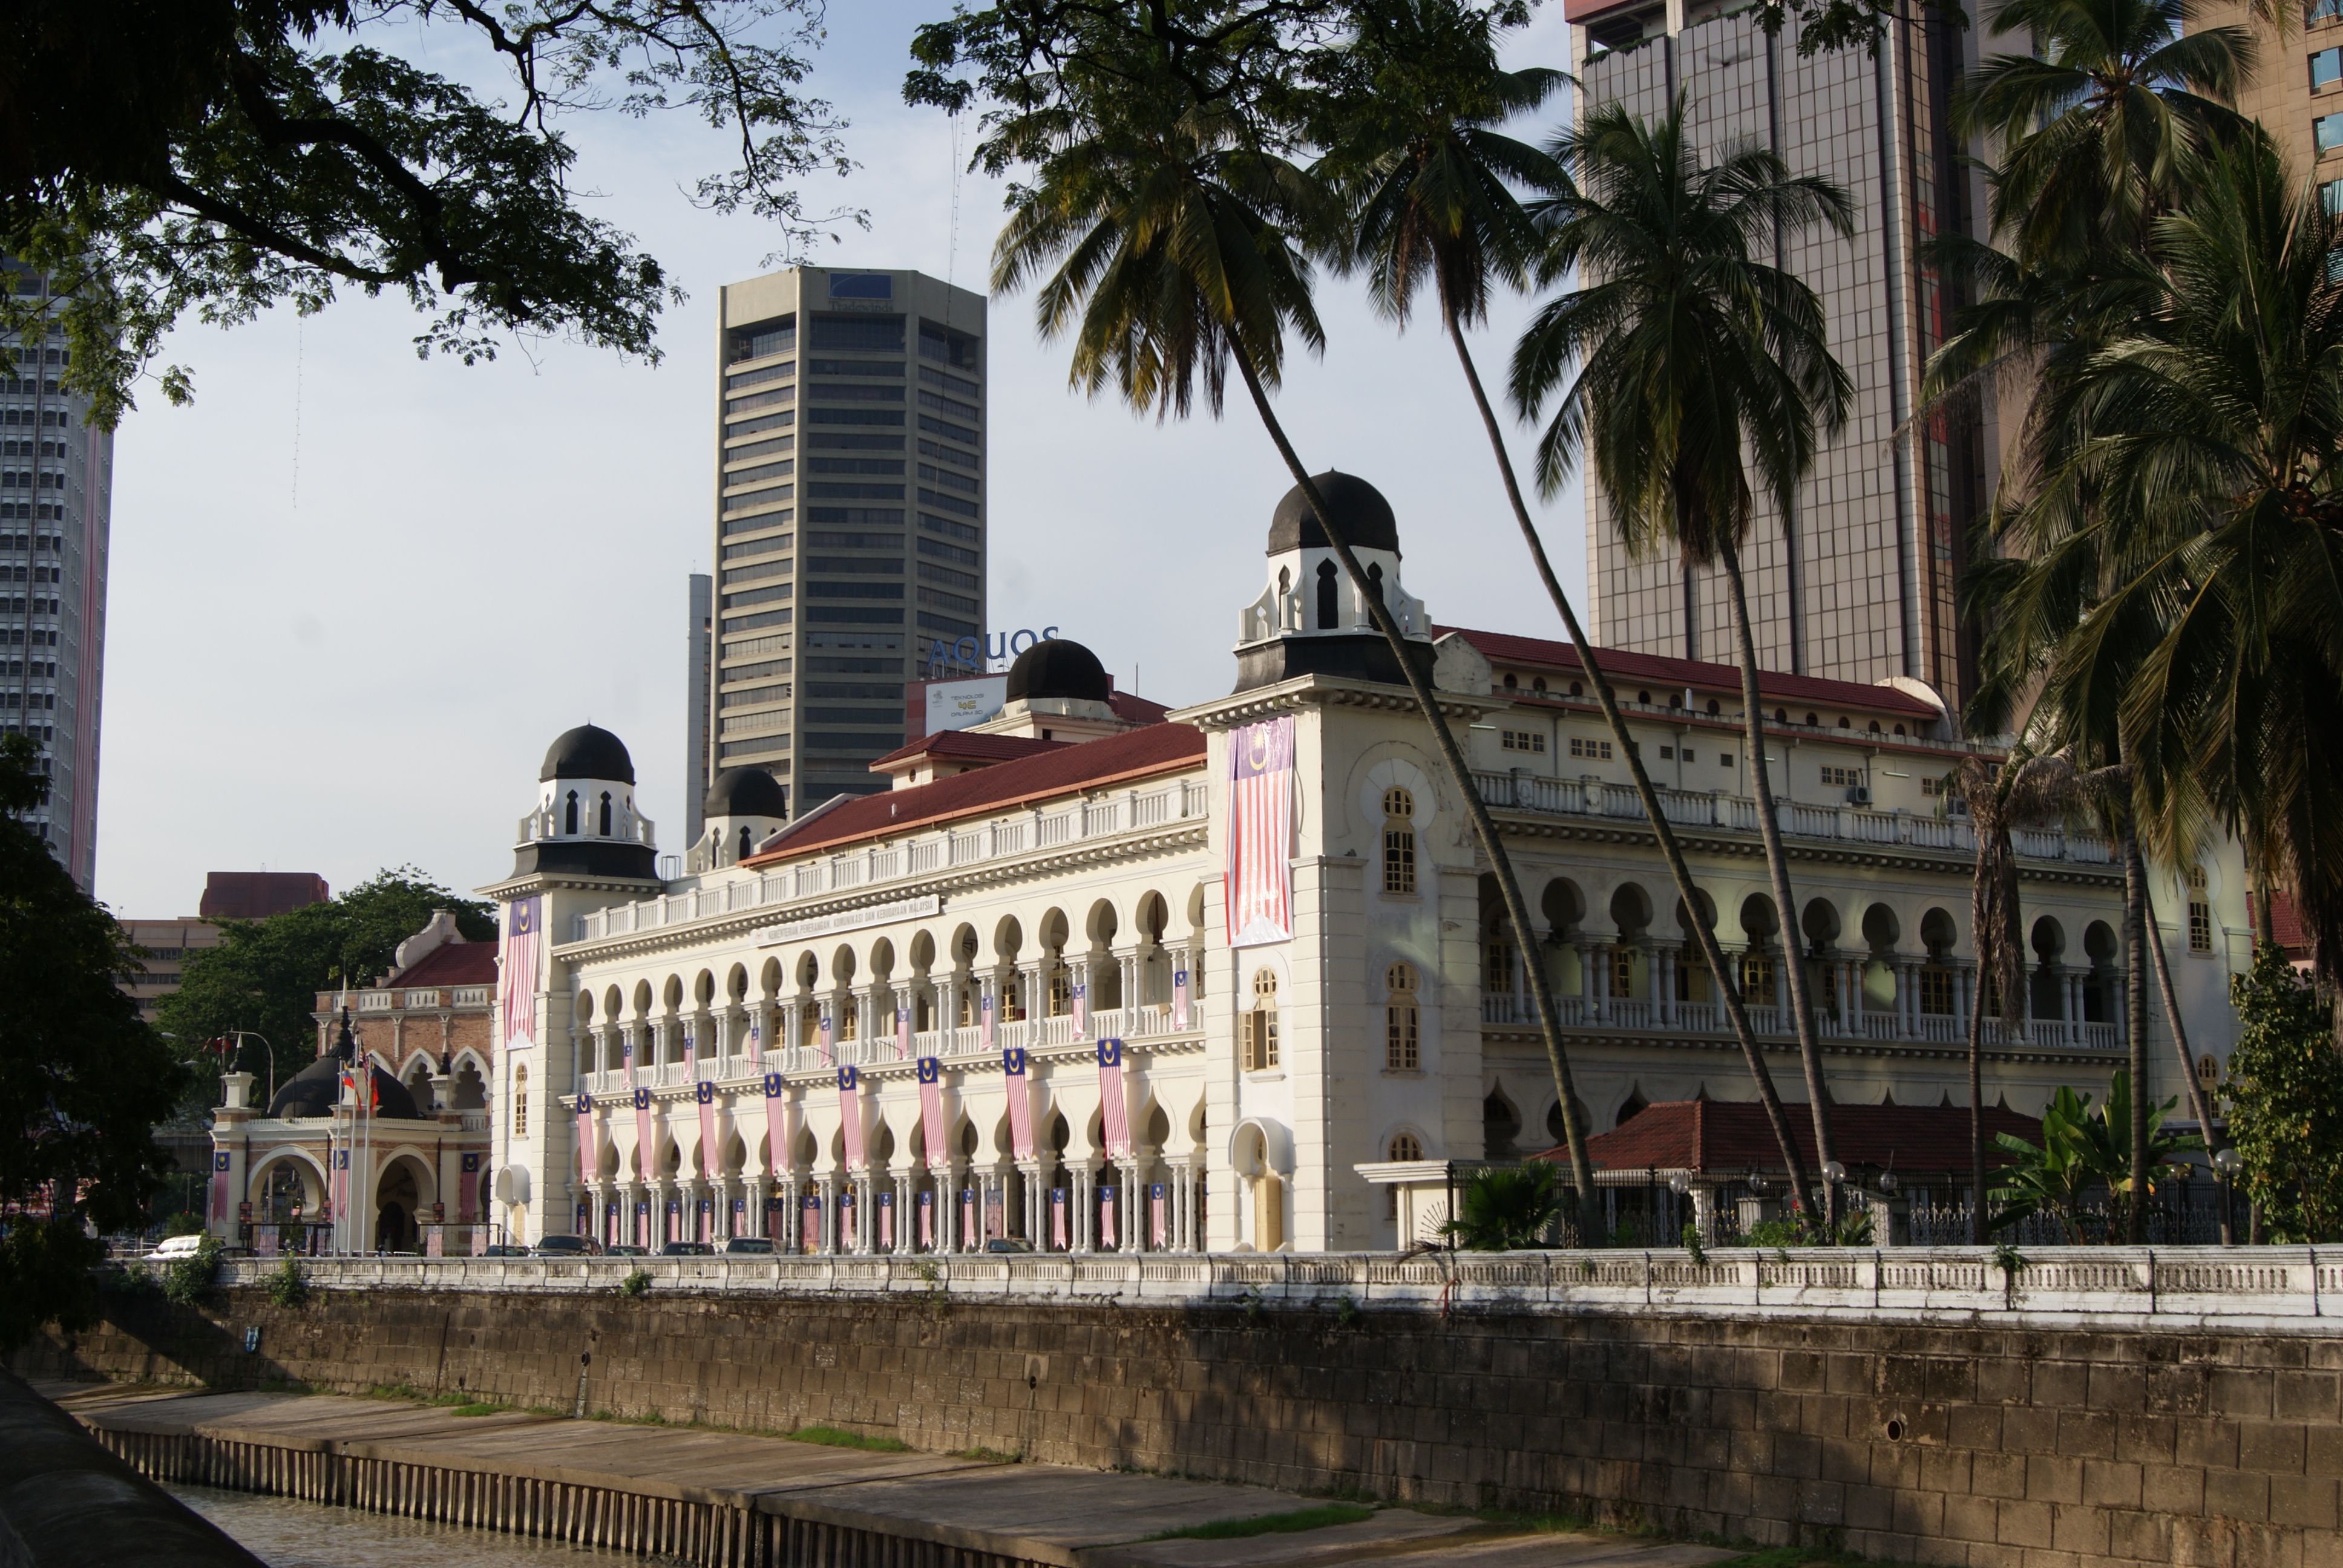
[11,1248,2341,1568]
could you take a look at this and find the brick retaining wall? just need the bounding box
[14,1286,2340,1568]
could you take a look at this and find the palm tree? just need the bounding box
[987,56,1609,1240]
[1510,97,1856,1226]
[1308,2,1818,1204]
[1438,1162,1564,1250]
[2069,134,2343,1043]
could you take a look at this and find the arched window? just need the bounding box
[1381,786,1416,895]
[1316,559,1339,629]
[1919,964,1954,1014]
[1367,560,1385,605]
[511,1067,528,1138]
[841,995,859,1039]
[1388,1132,1423,1161]
[1277,565,1291,599]
[563,790,580,834]
[598,791,613,835]
[2187,865,2212,952]
[1533,676,1547,693]
[1047,961,1072,1016]
[1503,672,1518,690]
[739,824,754,860]
[1244,969,1280,1071]
[1385,963,1419,1071]
[1740,948,1775,1002]
[1612,946,1636,999]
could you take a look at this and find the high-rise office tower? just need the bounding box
[1,260,111,891]
[684,570,712,843]
[2202,0,2338,204]
[707,267,988,817]
[1571,1,1988,710]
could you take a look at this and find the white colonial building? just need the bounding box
[479,475,2251,1253]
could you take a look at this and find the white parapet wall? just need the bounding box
[209,1246,2343,1332]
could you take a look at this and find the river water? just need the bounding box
[165,1483,687,1567]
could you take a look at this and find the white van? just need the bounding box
[143,1233,206,1262]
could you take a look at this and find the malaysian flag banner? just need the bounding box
[1003,1048,1034,1160]
[964,1187,980,1243]
[211,1149,231,1220]
[499,896,543,1049]
[632,1087,654,1187]
[896,1005,911,1059]
[636,1201,650,1249]
[917,1190,934,1248]
[696,1198,712,1243]
[1069,979,1087,1044]
[694,1080,717,1178]
[462,1150,482,1219]
[983,1187,1001,1239]
[1049,1187,1067,1250]
[575,1095,594,1186]
[802,1194,822,1252]
[917,1056,948,1166]
[332,1146,349,1223]
[1150,1182,1167,1248]
[1225,717,1296,947]
[762,1073,787,1175]
[1172,965,1190,1030]
[1096,1039,1132,1157]
[818,1011,834,1066]
[839,1189,856,1247]
[877,1191,894,1250]
[838,1067,865,1169]
[980,990,995,1052]
[1098,1187,1116,1249]
[748,1011,763,1070]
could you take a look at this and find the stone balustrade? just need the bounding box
[207,1246,2342,1328]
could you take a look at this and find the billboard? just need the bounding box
[922,676,1008,737]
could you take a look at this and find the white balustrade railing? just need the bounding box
[1472,770,2112,864]
[570,778,1207,944]
[209,1246,2342,1327]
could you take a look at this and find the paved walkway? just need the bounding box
[38,1380,1732,1568]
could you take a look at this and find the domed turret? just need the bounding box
[1235,472,1432,694]
[512,724,660,881]
[692,766,791,872]
[540,724,635,784]
[268,1057,425,1120]
[1006,639,1112,704]
[1267,471,1401,556]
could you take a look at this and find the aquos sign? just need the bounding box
[926,626,1063,671]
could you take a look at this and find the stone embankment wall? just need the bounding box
[15,1284,2341,1568]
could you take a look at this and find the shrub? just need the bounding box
[620,1267,652,1298]
[2224,941,2343,1242]
[160,1212,208,1238]
[265,1256,309,1308]
[162,1235,221,1307]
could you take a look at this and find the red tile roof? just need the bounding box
[749,723,1208,864]
[1533,1099,2043,1175]
[868,730,1070,769]
[390,939,498,988]
[1110,690,1174,725]
[1438,627,1942,718]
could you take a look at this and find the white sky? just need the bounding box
[93,0,1584,918]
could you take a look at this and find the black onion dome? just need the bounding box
[1267,471,1400,556]
[704,766,789,819]
[267,1059,425,1120]
[540,724,635,783]
[1006,638,1112,704]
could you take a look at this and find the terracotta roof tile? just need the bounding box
[1438,626,1941,717]
[868,731,1069,769]
[1533,1099,2042,1174]
[750,723,1207,863]
[390,940,498,988]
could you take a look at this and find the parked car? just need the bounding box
[532,1235,599,1256]
[143,1234,207,1263]
[983,1237,1036,1254]
[478,1244,532,1257]
[658,1241,714,1256]
[722,1237,775,1255]
[603,1244,649,1256]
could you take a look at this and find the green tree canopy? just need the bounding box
[0,734,187,1351]
[4,0,859,428]
[2224,941,2343,1241]
[154,867,494,1107]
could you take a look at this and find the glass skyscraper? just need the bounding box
[2,260,110,891]
[707,267,988,817]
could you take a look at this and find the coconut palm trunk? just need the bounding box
[1440,294,1817,1204]
[1719,537,1839,1223]
[2118,825,2152,1240]
[1225,338,1606,1245]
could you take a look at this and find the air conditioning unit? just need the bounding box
[1846,786,1871,806]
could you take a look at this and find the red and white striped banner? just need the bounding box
[1069,979,1087,1044]
[896,1006,911,1059]
[1098,1187,1116,1249]
[838,1067,865,1169]
[499,896,542,1049]
[1150,1183,1167,1248]
[1225,717,1295,947]
[575,1096,594,1187]
[1096,1039,1132,1157]
[918,1056,949,1166]
[1003,1049,1034,1160]
[1050,1187,1067,1250]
